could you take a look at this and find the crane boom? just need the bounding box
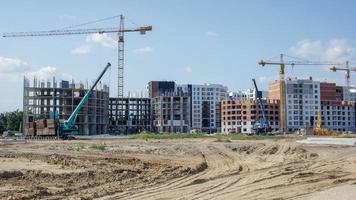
[61,62,111,135]
[2,26,152,37]
[259,61,341,66]
[2,14,152,102]
[330,61,356,101]
[252,79,267,121]
[252,79,272,134]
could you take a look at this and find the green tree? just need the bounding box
[0,113,7,134]
[0,110,23,133]
[7,110,22,131]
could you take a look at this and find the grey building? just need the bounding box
[23,77,109,135]
[151,95,190,133]
[109,97,151,133]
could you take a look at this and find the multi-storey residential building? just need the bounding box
[221,99,280,134]
[343,86,356,102]
[178,84,228,133]
[320,100,355,132]
[151,95,190,132]
[228,89,267,100]
[268,78,356,133]
[269,77,321,132]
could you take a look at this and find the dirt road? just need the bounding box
[1,138,356,199]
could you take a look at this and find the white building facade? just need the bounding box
[285,78,321,132]
[320,101,355,132]
[178,83,228,133]
[229,89,267,100]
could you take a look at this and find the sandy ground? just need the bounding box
[0,138,356,200]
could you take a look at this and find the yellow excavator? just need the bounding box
[313,110,338,136]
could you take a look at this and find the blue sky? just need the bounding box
[0,0,355,112]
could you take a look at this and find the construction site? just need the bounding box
[1,1,356,199]
[23,77,110,136]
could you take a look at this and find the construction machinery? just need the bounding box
[251,79,273,134]
[313,109,337,136]
[60,62,111,137]
[330,61,356,101]
[258,54,340,134]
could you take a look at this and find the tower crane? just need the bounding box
[330,61,356,101]
[2,15,152,99]
[258,54,340,133]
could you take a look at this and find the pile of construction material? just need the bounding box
[24,122,36,136]
[36,119,56,136]
[25,119,57,136]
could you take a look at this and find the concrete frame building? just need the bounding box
[151,95,190,133]
[23,77,109,135]
[178,83,228,133]
[109,97,151,133]
[221,99,280,134]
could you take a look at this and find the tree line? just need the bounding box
[0,110,23,134]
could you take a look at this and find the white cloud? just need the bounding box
[26,66,57,80]
[0,56,75,81]
[71,45,92,55]
[134,46,153,53]
[206,31,218,37]
[0,56,28,73]
[290,39,355,61]
[25,66,76,81]
[86,33,116,48]
[184,66,192,75]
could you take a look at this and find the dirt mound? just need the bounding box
[0,150,200,200]
[1,139,356,200]
[0,171,23,179]
[226,143,265,154]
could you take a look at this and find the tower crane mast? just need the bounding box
[258,54,340,133]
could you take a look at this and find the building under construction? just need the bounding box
[109,97,152,133]
[23,77,109,135]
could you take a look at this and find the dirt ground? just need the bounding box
[1,138,356,200]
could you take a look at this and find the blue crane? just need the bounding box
[252,79,272,134]
[59,62,111,138]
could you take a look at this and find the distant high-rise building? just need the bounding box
[229,89,267,100]
[268,77,356,133]
[178,83,228,133]
[147,81,176,98]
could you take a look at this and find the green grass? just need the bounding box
[130,132,289,141]
[131,132,208,140]
[89,144,106,151]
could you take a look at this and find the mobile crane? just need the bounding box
[58,62,111,139]
[251,79,272,134]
